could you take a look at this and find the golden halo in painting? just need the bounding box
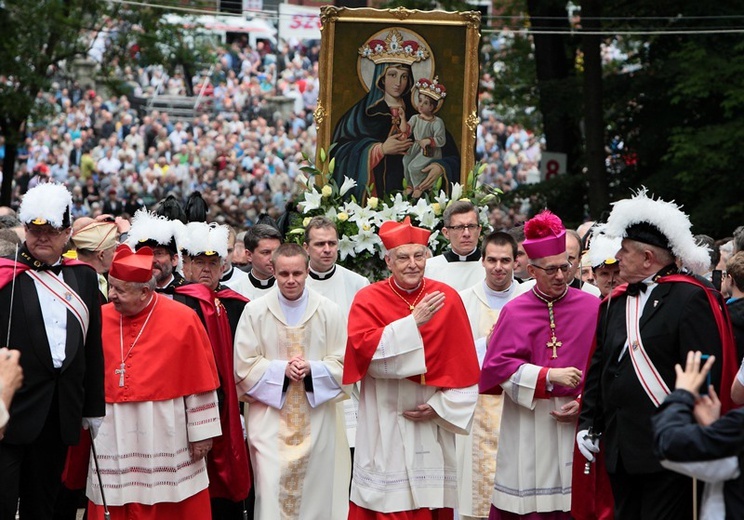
[356,27,436,93]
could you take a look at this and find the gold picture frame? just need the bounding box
[316,6,481,201]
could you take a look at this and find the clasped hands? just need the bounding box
[546,367,583,423]
[285,355,310,382]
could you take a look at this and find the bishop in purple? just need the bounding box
[479,210,600,520]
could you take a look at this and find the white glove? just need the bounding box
[737,357,744,386]
[577,429,600,462]
[83,416,104,440]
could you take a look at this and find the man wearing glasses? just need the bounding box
[0,183,104,519]
[479,210,599,520]
[425,200,486,291]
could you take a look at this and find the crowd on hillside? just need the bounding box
[0,35,539,230]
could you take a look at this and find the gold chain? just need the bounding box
[387,277,427,313]
[531,287,568,359]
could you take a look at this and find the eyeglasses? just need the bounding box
[531,263,571,276]
[25,225,68,238]
[446,224,480,233]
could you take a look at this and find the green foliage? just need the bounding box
[599,2,744,236]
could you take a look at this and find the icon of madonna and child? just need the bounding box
[330,28,461,201]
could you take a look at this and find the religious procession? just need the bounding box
[2,3,744,520]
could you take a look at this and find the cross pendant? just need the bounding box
[546,335,562,359]
[115,363,126,387]
[409,304,415,312]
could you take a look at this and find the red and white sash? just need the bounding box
[26,270,90,341]
[625,294,670,407]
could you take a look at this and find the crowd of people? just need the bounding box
[1,35,539,233]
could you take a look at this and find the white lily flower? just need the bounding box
[325,206,338,219]
[434,190,449,210]
[409,198,433,220]
[450,183,463,202]
[346,202,375,223]
[418,211,440,230]
[353,228,382,256]
[479,206,491,229]
[428,229,441,248]
[339,176,358,197]
[338,235,357,260]
[302,190,323,214]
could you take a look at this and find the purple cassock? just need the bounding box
[479,287,600,397]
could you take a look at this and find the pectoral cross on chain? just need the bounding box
[116,363,126,387]
[547,335,562,359]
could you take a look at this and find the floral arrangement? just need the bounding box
[287,149,501,281]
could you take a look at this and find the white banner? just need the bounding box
[278,4,322,41]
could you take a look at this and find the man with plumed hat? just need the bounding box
[179,221,252,518]
[234,243,349,520]
[585,232,623,299]
[575,189,737,520]
[344,216,480,519]
[71,217,119,299]
[86,245,221,520]
[126,209,188,294]
[479,210,600,519]
[0,182,105,519]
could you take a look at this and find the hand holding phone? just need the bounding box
[673,351,716,396]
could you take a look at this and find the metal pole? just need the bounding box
[5,244,18,346]
[90,433,111,520]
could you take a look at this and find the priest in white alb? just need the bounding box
[234,243,350,520]
[457,231,527,520]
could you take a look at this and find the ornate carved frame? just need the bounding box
[315,6,481,187]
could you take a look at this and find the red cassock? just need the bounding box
[343,277,480,389]
[176,283,252,502]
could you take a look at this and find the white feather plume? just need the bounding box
[603,188,710,273]
[182,222,229,258]
[126,209,178,249]
[587,232,621,267]
[18,183,72,228]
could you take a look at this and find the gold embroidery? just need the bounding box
[472,394,502,516]
[472,306,502,515]
[278,326,312,520]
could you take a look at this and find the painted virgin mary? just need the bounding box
[330,29,460,201]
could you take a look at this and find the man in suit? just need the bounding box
[0,183,105,519]
[576,190,731,520]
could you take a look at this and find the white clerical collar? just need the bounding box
[483,280,515,299]
[278,288,309,326]
[393,278,422,294]
[249,269,275,288]
[309,264,337,281]
[444,247,480,262]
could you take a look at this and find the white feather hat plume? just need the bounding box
[603,188,710,273]
[587,231,621,268]
[19,183,72,228]
[183,222,229,258]
[126,209,177,250]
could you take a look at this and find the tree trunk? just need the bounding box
[0,119,22,207]
[581,0,609,219]
[527,0,581,171]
